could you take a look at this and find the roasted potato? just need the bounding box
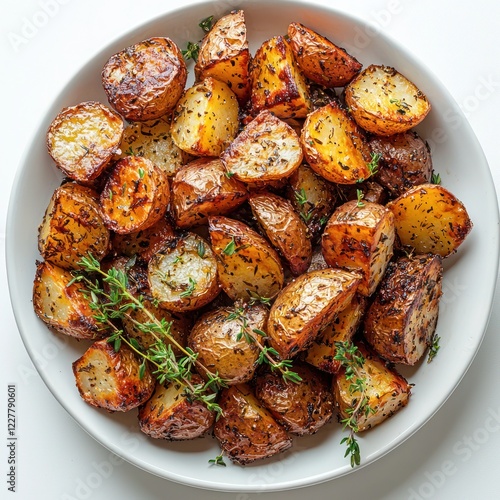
[147,233,219,312]
[170,157,248,228]
[171,77,239,157]
[99,156,170,234]
[339,180,388,206]
[254,363,334,435]
[267,268,361,359]
[221,110,303,184]
[301,101,372,184]
[208,216,284,301]
[38,182,110,270]
[213,383,292,465]
[138,376,215,440]
[72,339,155,412]
[345,65,431,136]
[364,254,443,365]
[250,35,311,119]
[33,260,107,340]
[102,37,187,121]
[322,200,395,296]
[46,101,124,183]
[287,22,362,88]
[333,342,411,432]
[195,10,251,103]
[249,191,312,275]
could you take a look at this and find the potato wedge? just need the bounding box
[171,77,239,157]
[221,110,303,184]
[102,37,187,121]
[33,261,107,340]
[38,182,110,270]
[99,156,170,234]
[254,363,334,435]
[333,342,411,432]
[301,101,372,184]
[208,215,284,301]
[364,254,443,365]
[170,157,248,228]
[287,22,362,88]
[345,65,431,136]
[267,268,361,359]
[138,376,215,440]
[249,191,312,275]
[322,200,395,296]
[213,384,292,465]
[194,10,251,103]
[386,183,473,257]
[46,101,124,183]
[250,35,312,119]
[72,339,155,412]
[148,233,219,312]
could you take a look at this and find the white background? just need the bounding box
[2,0,500,499]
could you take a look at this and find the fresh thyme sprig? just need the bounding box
[294,188,314,223]
[427,333,441,363]
[182,15,215,61]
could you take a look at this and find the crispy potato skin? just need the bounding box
[72,339,155,412]
[364,254,443,365]
[287,22,362,87]
[38,182,110,270]
[213,384,292,465]
[102,37,187,121]
[255,363,334,435]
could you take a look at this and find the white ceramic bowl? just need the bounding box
[6,0,499,492]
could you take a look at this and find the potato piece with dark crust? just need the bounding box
[364,254,443,365]
[333,342,411,432]
[46,101,124,183]
[322,200,395,296]
[213,384,292,465]
[267,268,361,359]
[72,339,155,412]
[249,191,312,276]
[102,37,187,121]
[287,22,362,88]
[38,182,110,270]
[138,375,215,440]
[255,363,334,436]
[100,156,170,234]
[171,157,248,228]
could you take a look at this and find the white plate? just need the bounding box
[6,0,499,492]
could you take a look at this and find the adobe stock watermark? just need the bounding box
[7,0,73,53]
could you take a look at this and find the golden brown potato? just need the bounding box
[138,376,215,440]
[33,261,107,340]
[363,254,443,365]
[38,182,110,270]
[102,37,187,121]
[322,200,395,296]
[213,384,292,465]
[249,191,312,275]
[99,156,170,234]
[221,110,303,184]
[386,183,473,257]
[267,268,361,359]
[254,363,334,435]
[194,10,251,103]
[333,342,411,432]
[72,339,155,412]
[287,22,362,88]
[250,35,311,119]
[301,101,372,184]
[171,77,239,157]
[208,215,284,301]
[345,65,431,136]
[100,255,150,298]
[170,157,248,228]
[46,101,124,183]
[148,232,220,312]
